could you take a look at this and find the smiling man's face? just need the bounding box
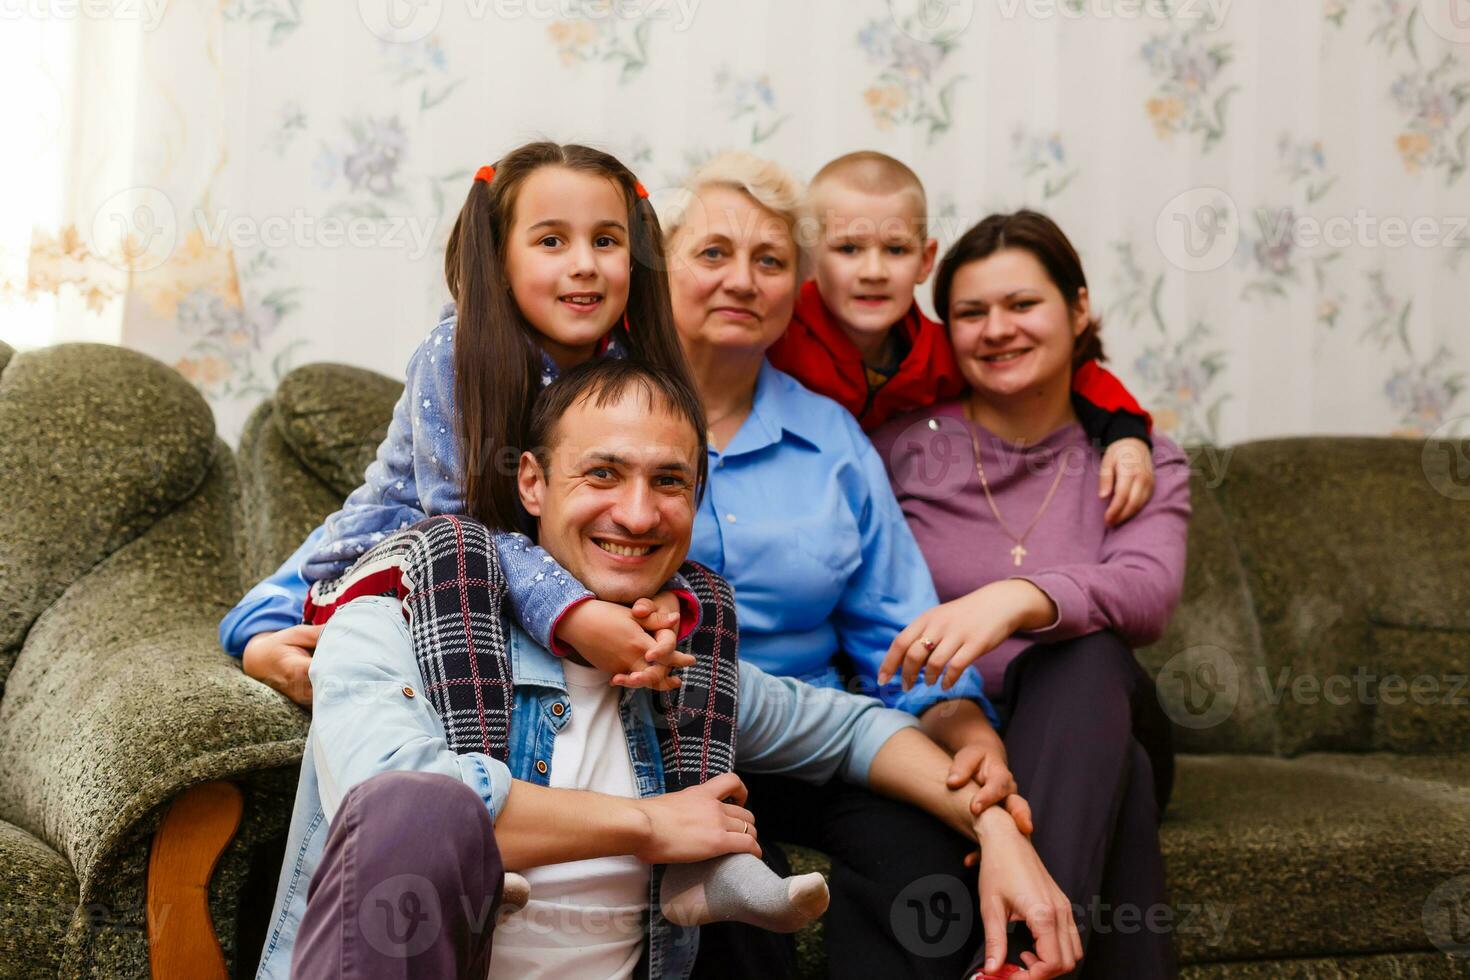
[518,385,699,605]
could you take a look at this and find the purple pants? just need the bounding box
[293,771,504,979]
[973,629,1178,980]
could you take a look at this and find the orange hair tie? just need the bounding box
[634,181,649,199]
[474,165,496,184]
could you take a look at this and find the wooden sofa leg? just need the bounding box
[147,781,244,980]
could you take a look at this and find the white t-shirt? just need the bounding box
[486,659,651,980]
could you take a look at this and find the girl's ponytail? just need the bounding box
[445,154,540,531]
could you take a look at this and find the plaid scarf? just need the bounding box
[306,515,739,785]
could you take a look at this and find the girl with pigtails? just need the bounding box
[221,142,827,935]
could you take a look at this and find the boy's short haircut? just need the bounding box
[809,151,929,239]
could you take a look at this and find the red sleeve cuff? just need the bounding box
[548,595,593,657]
[673,589,701,643]
[1073,359,1154,433]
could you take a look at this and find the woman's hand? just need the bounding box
[970,807,1082,979]
[242,624,323,707]
[1099,437,1155,526]
[880,580,1057,691]
[950,745,1034,836]
[554,594,693,690]
[923,700,1035,835]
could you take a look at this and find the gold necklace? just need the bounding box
[961,402,1071,567]
[705,399,752,443]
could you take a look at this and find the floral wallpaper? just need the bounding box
[3,0,1467,446]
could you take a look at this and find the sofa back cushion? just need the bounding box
[1216,437,1470,754]
[235,364,403,578]
[275,364,402,499]
[1137,461,1280,755]
[0,344,216,693]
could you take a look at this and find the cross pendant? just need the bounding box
[1010,543,1027,567]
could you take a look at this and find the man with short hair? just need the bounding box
[256,358,1081,980]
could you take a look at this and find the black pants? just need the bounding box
[977,630,1177,979]
[693,773,981,978]
[695,631,1177,980]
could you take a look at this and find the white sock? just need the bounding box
[661,853,829,932]
[498,872,530,922]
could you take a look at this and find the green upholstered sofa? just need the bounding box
[4,343,1469,977]
[0,342,309,979]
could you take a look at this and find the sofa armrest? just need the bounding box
[0,617,308,896]
[0,434,312,900]
[148,780,244,980]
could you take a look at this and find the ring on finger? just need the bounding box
[741,820,749,835]
[920,637,936,652]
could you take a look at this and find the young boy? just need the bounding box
[768,151,1156,524]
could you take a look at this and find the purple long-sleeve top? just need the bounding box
[870,399,1191,695]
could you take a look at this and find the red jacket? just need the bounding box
[768,280,1152,434]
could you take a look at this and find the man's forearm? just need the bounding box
[493,780,650,871]
[865,728,977,840]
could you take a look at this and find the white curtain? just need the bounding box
[3,0,1467,446]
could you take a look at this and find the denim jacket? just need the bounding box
[255,595,919,979]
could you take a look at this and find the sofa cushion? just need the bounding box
[274,363,401,499]
[1180,952,1470,978]
[1163,752,1470,965]
[787,747,1470,977]
[1137,466,1279,754]
[0,817,76,977]
[236,401,349,583]
[1215,438,1470,754]
[0,344,216,694]
[1366,625,1470,753]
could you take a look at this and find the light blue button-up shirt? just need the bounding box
[690,362,994,722]
[255,594,919,980]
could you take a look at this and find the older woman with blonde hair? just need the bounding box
[661,153,1077,980]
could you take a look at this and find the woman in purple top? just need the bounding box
[870,211,1191,980]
